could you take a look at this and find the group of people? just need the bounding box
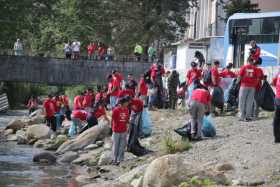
[64,41,113,61]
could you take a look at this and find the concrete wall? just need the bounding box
[0,56,151,85]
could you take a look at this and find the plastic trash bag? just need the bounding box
[211,86,224,108]
[174,122,192,139]
[141,108,152,137]
[256,80,275,111]
[202,115,216,137]
[220,78,235,102]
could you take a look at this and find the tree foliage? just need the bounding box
[223,0,260,20]
[0,0,194,56]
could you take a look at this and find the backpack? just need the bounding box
[203,70,212,85]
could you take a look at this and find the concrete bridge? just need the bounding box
[0,56,151,85]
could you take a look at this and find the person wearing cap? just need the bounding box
[111,97,130,165]
[43,94,57,132]
[186,62,202,86]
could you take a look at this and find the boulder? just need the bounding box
[52,135,68,148]
[96,141,104,147]
[85,144,99,150]
[4,129,14,136]
[58,151,79,163]
[56,118,110,154]
[118,164,147,184]
[34,139,53,149]
[26,124,52,140]
[83,182,132,187]
[6,134,17,141]
[72,149,103,165]
[98,151,112,166]
[29,109,43,118]
[32,151,57,164]
[16,130,28,144]
[5,119,26,132]
[131,176,143,187]
[28,115,45,126]
[142,154,202,187]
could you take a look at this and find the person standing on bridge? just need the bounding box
[64,41,72,59]
[13,39,23,56]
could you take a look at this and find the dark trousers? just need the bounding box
[46,116,56,132]
[273,100,280,142]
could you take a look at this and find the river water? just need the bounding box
[0,111,82,187]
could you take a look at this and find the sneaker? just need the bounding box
[245,118,252,122]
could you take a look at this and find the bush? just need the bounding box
[162,131,192,154]
[178,176,217,187]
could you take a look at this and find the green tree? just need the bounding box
[223,0,260,20]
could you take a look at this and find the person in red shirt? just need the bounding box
[249,40,261,64]
[87,43,94,60]
[189,83,211,140]
[73,93,84,110]
[211,60,221,87]
[271,72,280,143]
[27,95,38,115]
[95,85,105,103]
[138,75,148,106]
[237,57,259,121]
[220,63,236,78]
[111,97,130,165]
[118,84,135,98]
[43,94,57,132]
[186,62,202,86]
[83,88,94,112]
[69,110,89,137]
[108,73,121,109]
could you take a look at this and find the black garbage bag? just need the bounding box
[174,122,192,140]
[256,80,275,111]
[227,79,240,107]
[127,112,151,156]
[212,86,224,108]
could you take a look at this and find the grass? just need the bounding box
[178,176,218,187]
[162,131,192,154]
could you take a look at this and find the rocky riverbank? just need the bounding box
[1,109,280,187]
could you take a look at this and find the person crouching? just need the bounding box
[68,110,89,137]
[188,82,211,140]
[111,97,130,165]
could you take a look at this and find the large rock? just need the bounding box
[5,119,26,132]
[56,118,110,154]
[118,164,148,184]
[98,151,112,166]
[16,130,28,144]
[33,151,57,164]
[83,182,132,187]
[142,154,202,187]
[6,134,17,141]
[28,115,45,126]
[58,151,79,163]
[4,129,14,136]
[26,124,52,140]
[29,109,43,118]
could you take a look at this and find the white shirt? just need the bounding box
[14,41,23,51]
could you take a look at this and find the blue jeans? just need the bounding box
[110,96,117,108]
[55,112,62,129]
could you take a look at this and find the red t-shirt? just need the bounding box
[130,98,144,113]
[110,78,121,96]
[186,68,202,86]
[72,110,88,121]
[95,92,104,103]
[93,106,106,119]
[114,73,124,83]
[150,64,165,79]
[53,98,61,113]
[43,99,56,117]
[73,95,84,110]
[118,89,134,98]
[220,69,236,78]
[139,78,148,96]
[255,67,264,91]
[191,89,211,105]
[251,47,261,62]
[211,67,221,87]
[112,106,129,133]
[239,64,258,88]
[87,45,94,55]
[272,73,280,99]
[62,95,69,107]
[83,93,94,108]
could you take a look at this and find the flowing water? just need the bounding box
[0,111,82,187]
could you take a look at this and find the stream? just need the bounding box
[0,110,82,187]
